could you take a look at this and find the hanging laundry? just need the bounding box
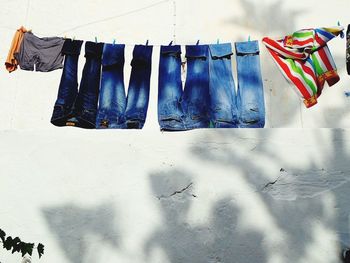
[208,43,238,128]
[69,41,104,128]
[158,44,211,131]
[15,31,65,72]
[183,44,211,129]
[96,43,127,129]
[346,25,350,75]
[5,26,27,73]
[51,41,104,129]
[51,39,84,127]
[157,42,265,131]
[262,26,343,108]
[95,44,153,129]
[124,44,153,129]
[235,41,265,128]
[158,44,186,131]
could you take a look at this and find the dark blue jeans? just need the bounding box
[158,45,186,131]
[124,45,153,129]
[208,43,238,128]
[51,39,83,127]
[72,42,104,129]
[235,41,265,128]
[96,44,126,129]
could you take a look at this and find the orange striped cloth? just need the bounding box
[5,26,28,73]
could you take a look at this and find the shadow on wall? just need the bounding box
[42,202,120,263]
[228,0,300,35]
[189,129,350,262]
[145,170,267,263]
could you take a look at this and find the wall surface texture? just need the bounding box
[0,0,349,263]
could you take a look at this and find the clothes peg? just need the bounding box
[146,40,149,46]
[196,40,200,45]
[113,39,116,45]
[73,36,76,40]
[95,37,98,43]
[217,39,220,44]
[169,40,173,46]
[338,21,341,26]
[248,36,251,42]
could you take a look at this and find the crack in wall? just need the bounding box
[157,183,195,200]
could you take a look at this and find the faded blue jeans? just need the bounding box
[183,45,210,129]
[235,41,265,128]
[208,43,238,128]
[96,44,126,129]
[158,44,210,130]
[51,39,83,127]
[124,45,153,129]
[158,45,185,130]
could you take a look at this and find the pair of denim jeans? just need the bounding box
[158,44,210,130]
[96,44,153,129]
[158,41,265,130]
[51,40,104,129]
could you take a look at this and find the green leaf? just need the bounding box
[20,242,34,257]
[0,229,6,243]
[37,243,45,258]
[11,237,21,254]
[3,236,14,251]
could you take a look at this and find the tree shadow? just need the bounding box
[188,129,350,262]
[226,0,301,35]
[42,202,120,263]
[145,170,267,263]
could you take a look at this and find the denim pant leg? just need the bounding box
[182,45,210,129]
[235,41,265,128]
[96,44,126,129]
[72,42,104,129]
[158,45,186,131]
[208,43,238,128]
[124,45,153,129]
[51,40,83,127]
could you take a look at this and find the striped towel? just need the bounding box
[262,26,343,108]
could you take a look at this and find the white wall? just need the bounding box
[0,0,349,263]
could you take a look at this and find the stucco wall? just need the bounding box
[0,0,349,263]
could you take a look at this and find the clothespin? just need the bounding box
[337,21,345,38]
[169,41,173,46]
[217,39,220,44]
[248,36,251,42]
[95,37,98,43]
[64,35,67,39]
[196,40,200,45]
[146,40,149,46]
[113,39,116,45]
[73,36,76,40]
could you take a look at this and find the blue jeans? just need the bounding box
[124,45,153,129]
[96,44,126,129]
[158,45,186,131]
[182,45,210,129]
[72,42,104,129]
[235,41,265,128]
[208,43,238,128]
[51,39,83,127]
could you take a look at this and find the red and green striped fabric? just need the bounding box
[262,26,343,108]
